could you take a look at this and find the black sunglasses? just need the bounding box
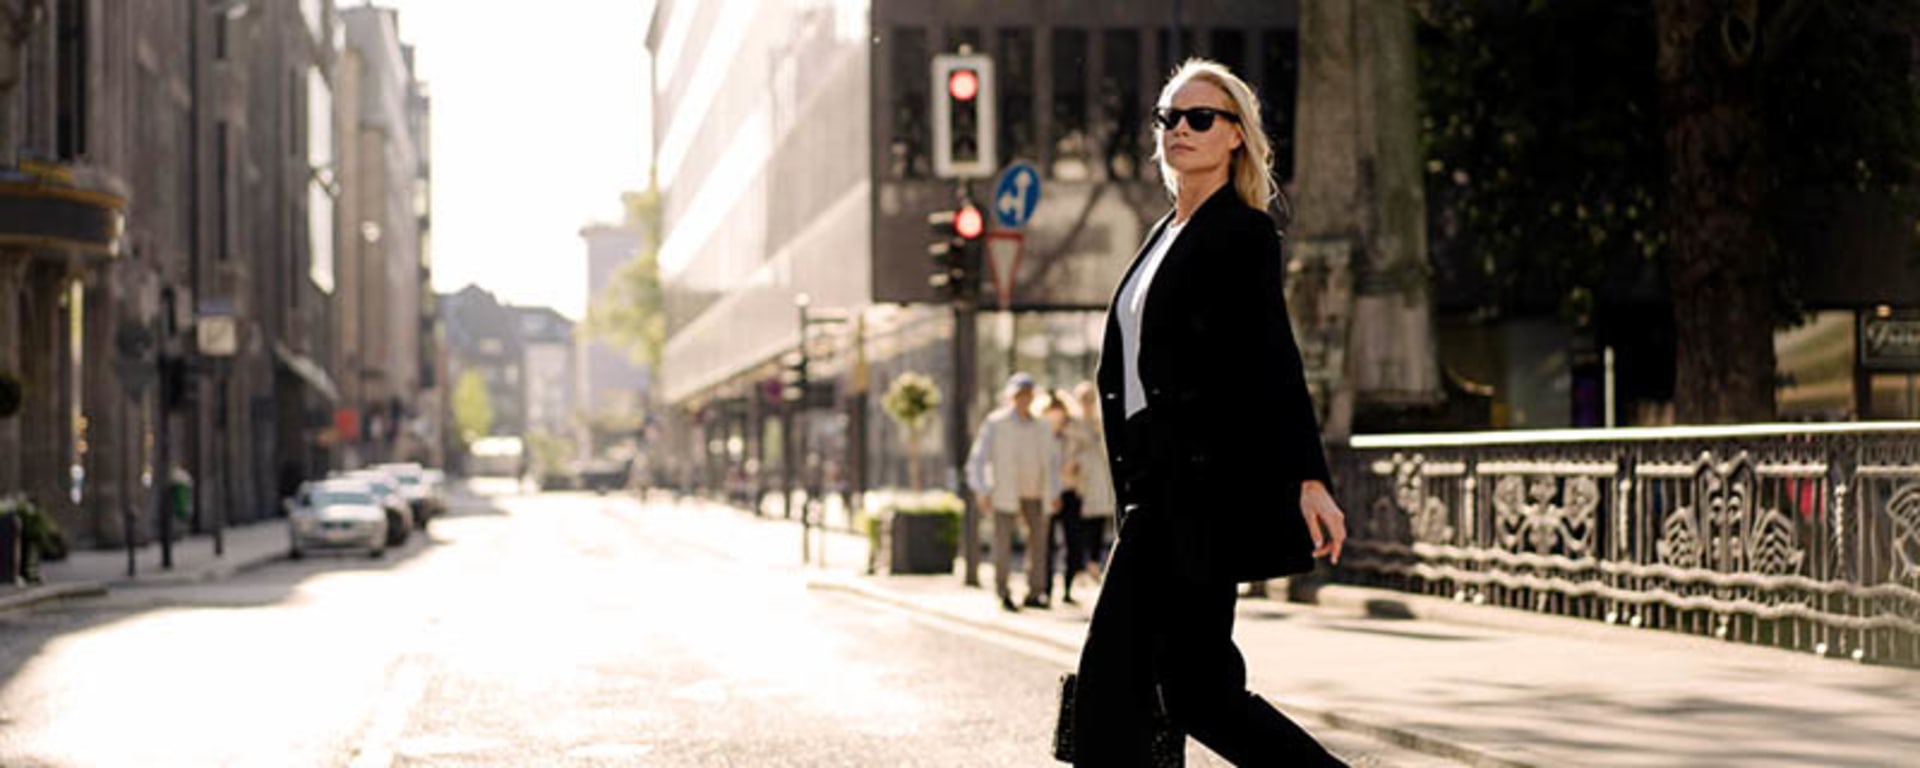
[1152,106,1242,132]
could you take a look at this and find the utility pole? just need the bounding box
[951,276,979,587]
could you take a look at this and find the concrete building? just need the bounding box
[579,223,646,418]
[441,284,526,439]
[334,5,432,466]
[645,1,1303,501]
[216,0,348,520]
[517,306,575,442]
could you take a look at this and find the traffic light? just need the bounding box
[931,52,996,179]
[928,200,985,300]
[780,350,808,404]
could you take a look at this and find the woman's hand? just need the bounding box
[1299,480,1346,565]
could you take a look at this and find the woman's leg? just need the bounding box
[1157,578,1346,767]
[1060,493,1085,601]
[1071,510,1163,765]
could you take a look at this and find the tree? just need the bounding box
[1419,0,1920,423]
[586,248,666,367]
[452,370,493,443]
[585,187,667,367]
[1654,0,1775,422]
[881,372,941,491]
[1293,0,1444,438]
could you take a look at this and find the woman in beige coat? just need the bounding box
[1071,381,1116,582]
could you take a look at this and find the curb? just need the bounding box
[0,581,111,614]
[807,573,1540,768]
[111,547,288,588]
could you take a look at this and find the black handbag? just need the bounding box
[1053,673,1077,762]
[1054,673,1184,766]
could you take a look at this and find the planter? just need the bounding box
[889,509,961,575]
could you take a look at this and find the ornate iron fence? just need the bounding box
[1334,423,1920,666]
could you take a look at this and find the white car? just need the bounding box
[336,469,415,547]
[374,462,443,528]
[287,479,390,559]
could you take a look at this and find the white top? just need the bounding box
[1117,218,1187,418]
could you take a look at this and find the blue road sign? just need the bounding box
[992,161,1042,230]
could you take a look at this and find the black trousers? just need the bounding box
[1049,490,1088,599]
[1070,411,1343,767]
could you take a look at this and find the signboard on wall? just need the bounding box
[1861,309,1920,371]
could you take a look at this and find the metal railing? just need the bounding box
[1333,423,1920,666]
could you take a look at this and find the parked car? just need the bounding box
[574,457,632,495]
[374,462,443,528]
[336,469,414,547]
[285,479,390,559]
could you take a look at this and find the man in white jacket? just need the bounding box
[966,372,1061,612]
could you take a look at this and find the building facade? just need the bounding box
[334,5,432,467]
[0,0,440,553]
[441,284,526,440]
[517,306,575,442]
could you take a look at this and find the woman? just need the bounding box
[1043,391,1088,605]
[1067,59,1349,767]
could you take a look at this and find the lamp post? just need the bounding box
[791,293,848,565]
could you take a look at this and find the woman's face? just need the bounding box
[1158,79,1243,182]
[1045,407,1068,431]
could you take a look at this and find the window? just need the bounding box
[214,14,229,60]
[947,26,982,53]
[1157,28,1200,78]
[888,27,930,179]
[997,29,1035,164]
[55,0,86,160]
[1259,29,1300,182]
[1050,29,1089,180]
[1100,30,1143,179]
[1210,29,1246,74]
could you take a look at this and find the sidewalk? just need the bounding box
[690,498,1918,768]
[804,564,1920,767]
[0,518,290,613]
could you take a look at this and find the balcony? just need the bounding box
[1335,422,1920,666]
[0,160,127,265]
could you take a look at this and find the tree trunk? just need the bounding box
[905,427,923,492]
[1292,0,1441,439]
[1654,0,1778,423]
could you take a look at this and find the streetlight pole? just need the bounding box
[793,293,809,561]
[792,294,850,566]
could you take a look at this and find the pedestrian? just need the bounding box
[1064,59,1349,767]
[1069,380,1116,582]
[1041,392,1087,605]
[965,371,1061,613]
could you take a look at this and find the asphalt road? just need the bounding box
[0,483,1445,767]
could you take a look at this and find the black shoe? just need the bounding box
[1062,595,1078,606]
[1022,595,1050,610]
[1001,595,1020,612]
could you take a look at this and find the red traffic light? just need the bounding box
[948,68,980,102]
[954,204,984,239]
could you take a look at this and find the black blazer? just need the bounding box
[1095,183,1332,584]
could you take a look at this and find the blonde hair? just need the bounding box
[1153,59,1278,213]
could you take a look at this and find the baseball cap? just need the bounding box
[1003,372,1036,396]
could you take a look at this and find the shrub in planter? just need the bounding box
[1,494,65,584]
[870,490,963,575]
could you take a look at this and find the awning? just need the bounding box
[273,342,340,404]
